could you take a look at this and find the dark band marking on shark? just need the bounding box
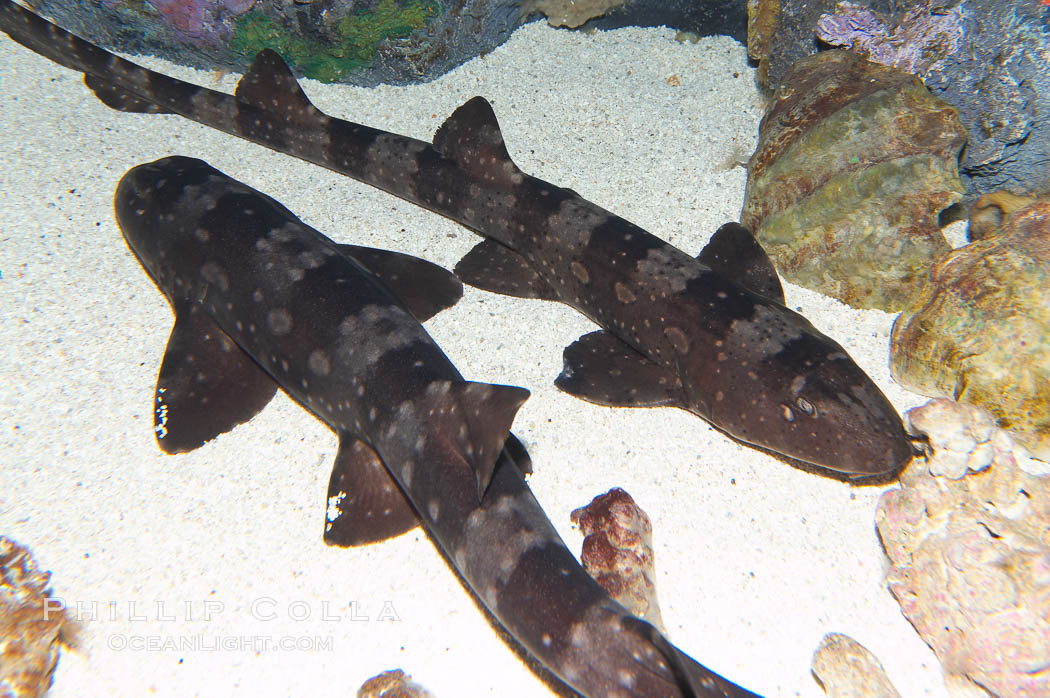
[0,0,913,478]
[114,155,759,698]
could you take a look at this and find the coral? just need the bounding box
[876,399,1050,696]
[890,194,1050,460]
[0,537,74,698]
[570,488,664,632]
[740,49,965,311]
[110,0,256,44]
[357,669,432,698]
[816,0,966,77]
[811,633,902,698]
[30,0,510,87]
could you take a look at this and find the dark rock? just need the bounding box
[24,0,523,86]
[750,0,1050,197]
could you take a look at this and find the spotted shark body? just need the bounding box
[115,155,758,698]
[0,0,912,477]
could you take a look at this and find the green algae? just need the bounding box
[231,0,442,82]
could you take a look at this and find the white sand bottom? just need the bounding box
[1,18,947,698]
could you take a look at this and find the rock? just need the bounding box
[570,488,664,632]
[23,0,524,86]
[740,49,964,311]
[811,633,902,698]
[22,0,749,86]
[358,669,432,698]
[523,0,629,28]
[751,0,1050,197]
[890,193,1050,460]
[0,537,75,698]
[875,399,1050,697]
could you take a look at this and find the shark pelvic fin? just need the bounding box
[324,435,419,547]
[454,239,558,301]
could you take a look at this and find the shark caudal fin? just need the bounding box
[433,97,523,188]
[423,380,531,498]
[0,1,173,113]
[153,302,279,454]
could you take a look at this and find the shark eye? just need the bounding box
[796,397,816,416]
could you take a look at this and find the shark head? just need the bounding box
[114,156,222,299]
[703,302,914,477]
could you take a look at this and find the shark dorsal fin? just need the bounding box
[697,222,785,303]
[235,49,322,127]
[433,97,521,186]
[422,380,529,498]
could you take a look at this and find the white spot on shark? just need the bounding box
[308,350,331,376]
[267,308,293,335]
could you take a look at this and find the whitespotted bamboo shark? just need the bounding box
[114,155,758,697]
[0,1,913,478]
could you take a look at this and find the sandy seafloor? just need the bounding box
[0,17,958,698]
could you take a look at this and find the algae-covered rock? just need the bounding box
[570,488,664,633]
[876,399,1050,696]
[740,49,965,311]
[0,537,74,698]
[890,195,1050,460]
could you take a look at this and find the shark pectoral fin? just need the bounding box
[154,303,278,454]
[335,244,463,321]
[698,222,785,303]
[323,435,419,547]
[454,239,559,300]
[432,97,522,186]
[84,75,174,114]
[234,49,324,127]
[439,381,530,499]
[555,330,687,408]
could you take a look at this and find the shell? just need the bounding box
[740,49,965,311]
[875,399,1050,697]
[570,488,664,632]
[0,537,73,698]
[811,633,902,698]
[890,194,1050,460]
